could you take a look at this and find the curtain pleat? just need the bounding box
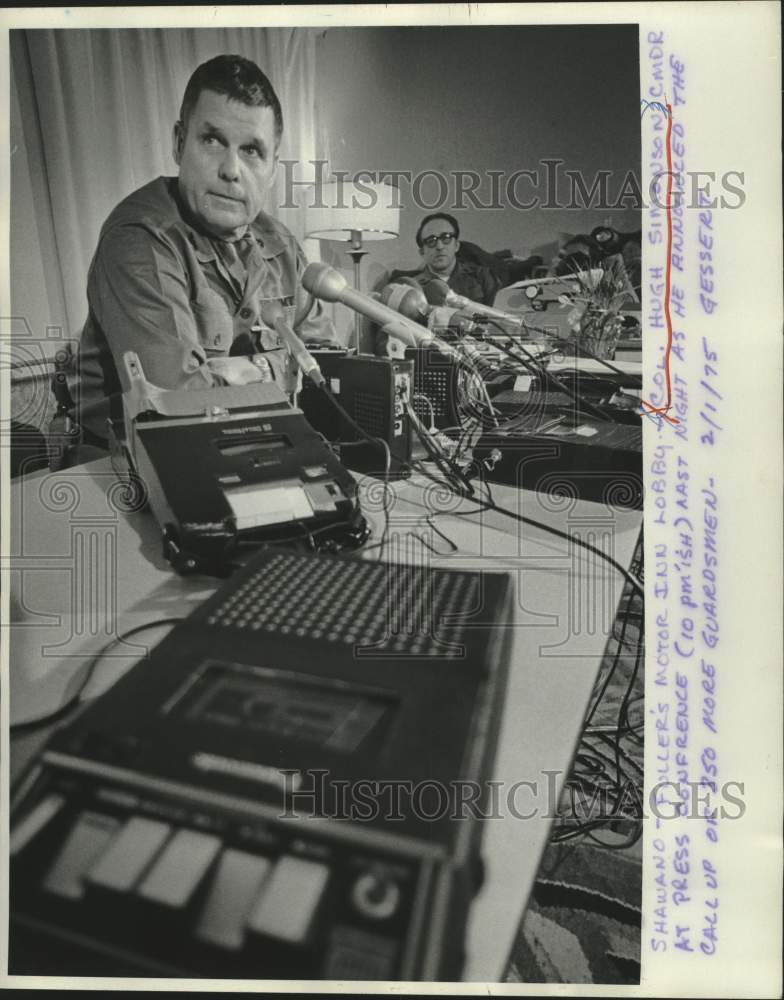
[17,27,320,338]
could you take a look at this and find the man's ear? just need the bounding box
[172,121,185,166]
[454,239,461,255]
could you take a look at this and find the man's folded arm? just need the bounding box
[89,225,226,391]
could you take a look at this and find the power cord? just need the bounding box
[473,492,644,598]
[10,617,185,733]
[319,384,392,476]
[319,383,394,557]
[406,439,644,598]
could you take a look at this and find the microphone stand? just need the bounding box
[346,230,368,353]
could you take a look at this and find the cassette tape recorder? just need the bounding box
[10,546,514,981]
[115,354,368,573]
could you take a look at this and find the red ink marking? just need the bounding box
[641,101,679,425]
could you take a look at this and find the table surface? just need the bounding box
[6,456,643,982]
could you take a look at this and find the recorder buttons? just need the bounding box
[351,871,401,921]
[43,811,121,900]
[195,849,273,950]
[246,855,329,944]
[85,816,171,894]
[136,829,221,909]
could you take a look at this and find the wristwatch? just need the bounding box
[249,354,272,380]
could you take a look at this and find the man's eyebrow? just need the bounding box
[199,121,226,137]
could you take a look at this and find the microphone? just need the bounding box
[379,282,431,324]
[414,275,453,307]
[392,274,433,304]
[302,263,448,353]
[379,284,495,387]
[423,277,525,328]
[260,301,325,387]
[379,283,484,339]
[426,305,485,337]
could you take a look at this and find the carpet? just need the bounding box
[507,838,642,984]
[506,529,645,985]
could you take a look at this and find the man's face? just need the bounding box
[173,89,278,240]
[419,218,460,275]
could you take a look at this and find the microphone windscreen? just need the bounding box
[302,262,347,302]
[380,283,429,322]
[418,276,450,306]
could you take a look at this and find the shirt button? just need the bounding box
[240,307,252,319]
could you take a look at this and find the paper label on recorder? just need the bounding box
[224,482,314,530]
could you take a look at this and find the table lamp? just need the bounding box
[305,181,400,348]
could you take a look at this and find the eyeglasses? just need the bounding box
[421,232,456,249]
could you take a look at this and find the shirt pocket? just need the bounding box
[256,248,297,303]
[191,286,236,355]
[254,293,297,351]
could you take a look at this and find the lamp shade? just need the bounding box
[305,181,400,242]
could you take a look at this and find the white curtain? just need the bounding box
[11,27,321,340]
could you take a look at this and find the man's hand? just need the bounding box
[204,356,271,386]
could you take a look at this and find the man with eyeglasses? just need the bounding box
[372,212,538,354]
[404,212,504,307]
[385,212,525,314]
